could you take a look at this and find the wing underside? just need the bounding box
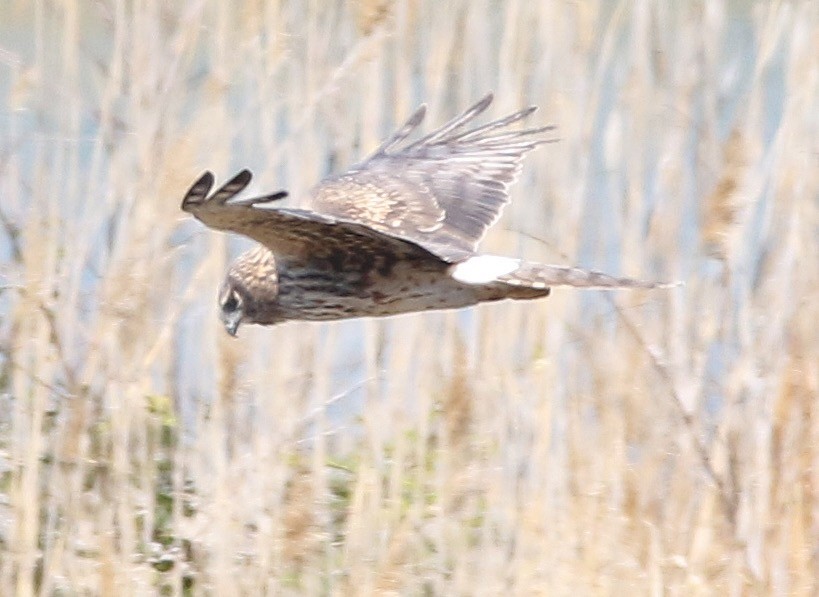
[309,93,555,260]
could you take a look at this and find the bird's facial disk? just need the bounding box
[219,285,244,337]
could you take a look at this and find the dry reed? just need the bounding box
[1,0,818,595]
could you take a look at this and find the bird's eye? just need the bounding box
[223,293,240,312]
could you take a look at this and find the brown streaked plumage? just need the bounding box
[182,93,673,336]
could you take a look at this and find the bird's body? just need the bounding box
[222,245,549,326]
[271,259,483,322]
[182,93,671,336]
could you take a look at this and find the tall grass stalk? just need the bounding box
[1,0,817,594]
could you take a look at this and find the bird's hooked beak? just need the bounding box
[222,312,242,337]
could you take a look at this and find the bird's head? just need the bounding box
[218,246,280,336]
[218,279,246,336]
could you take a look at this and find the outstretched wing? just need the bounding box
[309,93,555,262]
[181,170,443,264]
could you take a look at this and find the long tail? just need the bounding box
[450,255,677,299]
[498,261,676,290]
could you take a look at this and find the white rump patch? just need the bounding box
[451,255,520,284]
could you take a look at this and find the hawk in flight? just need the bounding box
[182,93,670,336]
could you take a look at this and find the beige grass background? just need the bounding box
[1,0,818,595]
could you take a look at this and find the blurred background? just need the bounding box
[1,0,817,594]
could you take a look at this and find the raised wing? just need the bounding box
[309,93,555,261]
[181,170,443,264]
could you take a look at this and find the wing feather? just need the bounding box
[309,92,555,260]
[181,171,445,264]
[371,104,427,156]
[181,94,554,265]
[403,94,494,149]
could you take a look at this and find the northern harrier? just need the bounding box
[182,93,670,336]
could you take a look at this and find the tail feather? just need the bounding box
[499,261,676,290]
[450,255,677,300]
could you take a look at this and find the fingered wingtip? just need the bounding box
[408,104,427,126]
[232,169,253,184]
[181,169,262,212]
[181,170,216,210]
[475,92,494,110]
[209,169,254,205]
[230,189,289,207]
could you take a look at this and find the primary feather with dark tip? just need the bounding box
[182,93,673,336]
